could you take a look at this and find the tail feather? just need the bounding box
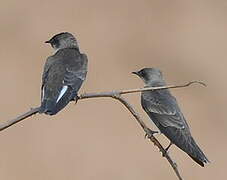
[187,137,209,167]
[189,154,205,167]
[40,88,78,115]
[158,125,209,167]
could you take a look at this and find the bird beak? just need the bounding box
[132,71,139,75]
[45,40,50,43]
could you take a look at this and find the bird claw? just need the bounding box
[162,142,172,157]
[75,97,79,104]
[162,150,169,157]
[144,128,159,139]
[72,95,79,104]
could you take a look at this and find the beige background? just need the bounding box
[0,0,226,179]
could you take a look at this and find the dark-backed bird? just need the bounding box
[39,32,88,115]
[133,68,209,167]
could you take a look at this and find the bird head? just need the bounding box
[45,32,79,51]
[132,68,164,85]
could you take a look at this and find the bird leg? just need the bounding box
[144,128,159,139]
[162,142,173,157]
[72,95,79,103]
[165,142,173,152]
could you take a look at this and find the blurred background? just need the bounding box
[0,0,226,179]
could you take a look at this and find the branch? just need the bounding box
[116,96,183,180]
[0,81,205,179]
[120,80,206,95]
[0,107,40,131]
[79,94,183,180]
[79,81,205,98]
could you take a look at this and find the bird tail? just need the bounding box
[39,90,78,115]
[39,99,58,115]
[186,137,210,167]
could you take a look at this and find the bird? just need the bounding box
[132,67,209,167]
[39,32,88,115]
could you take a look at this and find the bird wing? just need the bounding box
[63,54,87,91]
[56,53,88,103]
[142,90,186,129]
[41,56,55,101]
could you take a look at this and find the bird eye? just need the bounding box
[140,71,145,77]
[52,39,60,48]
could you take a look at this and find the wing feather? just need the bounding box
[142,90,185,129]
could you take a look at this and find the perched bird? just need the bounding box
[39,32,88,115]
[133,68,209,167]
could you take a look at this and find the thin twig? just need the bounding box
[0,107,40,131]
[0,81,205,179]
[79,81,205,98]
[120,80,206,95]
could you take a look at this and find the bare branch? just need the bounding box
[79,94,183,180]
[0,107,40,131]
[116,96,183,180]
[79,81,205,98]
[120,80,206,95]
[0,81,205,179]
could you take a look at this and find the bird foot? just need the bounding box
[162,142,172,157]
[162,150,169,157]
[72,95,79,104]
[144,128,159,139]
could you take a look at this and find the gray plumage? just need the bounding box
[133,68,209,167]
[39,32,88,115]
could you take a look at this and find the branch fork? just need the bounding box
[1,81,205,180]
